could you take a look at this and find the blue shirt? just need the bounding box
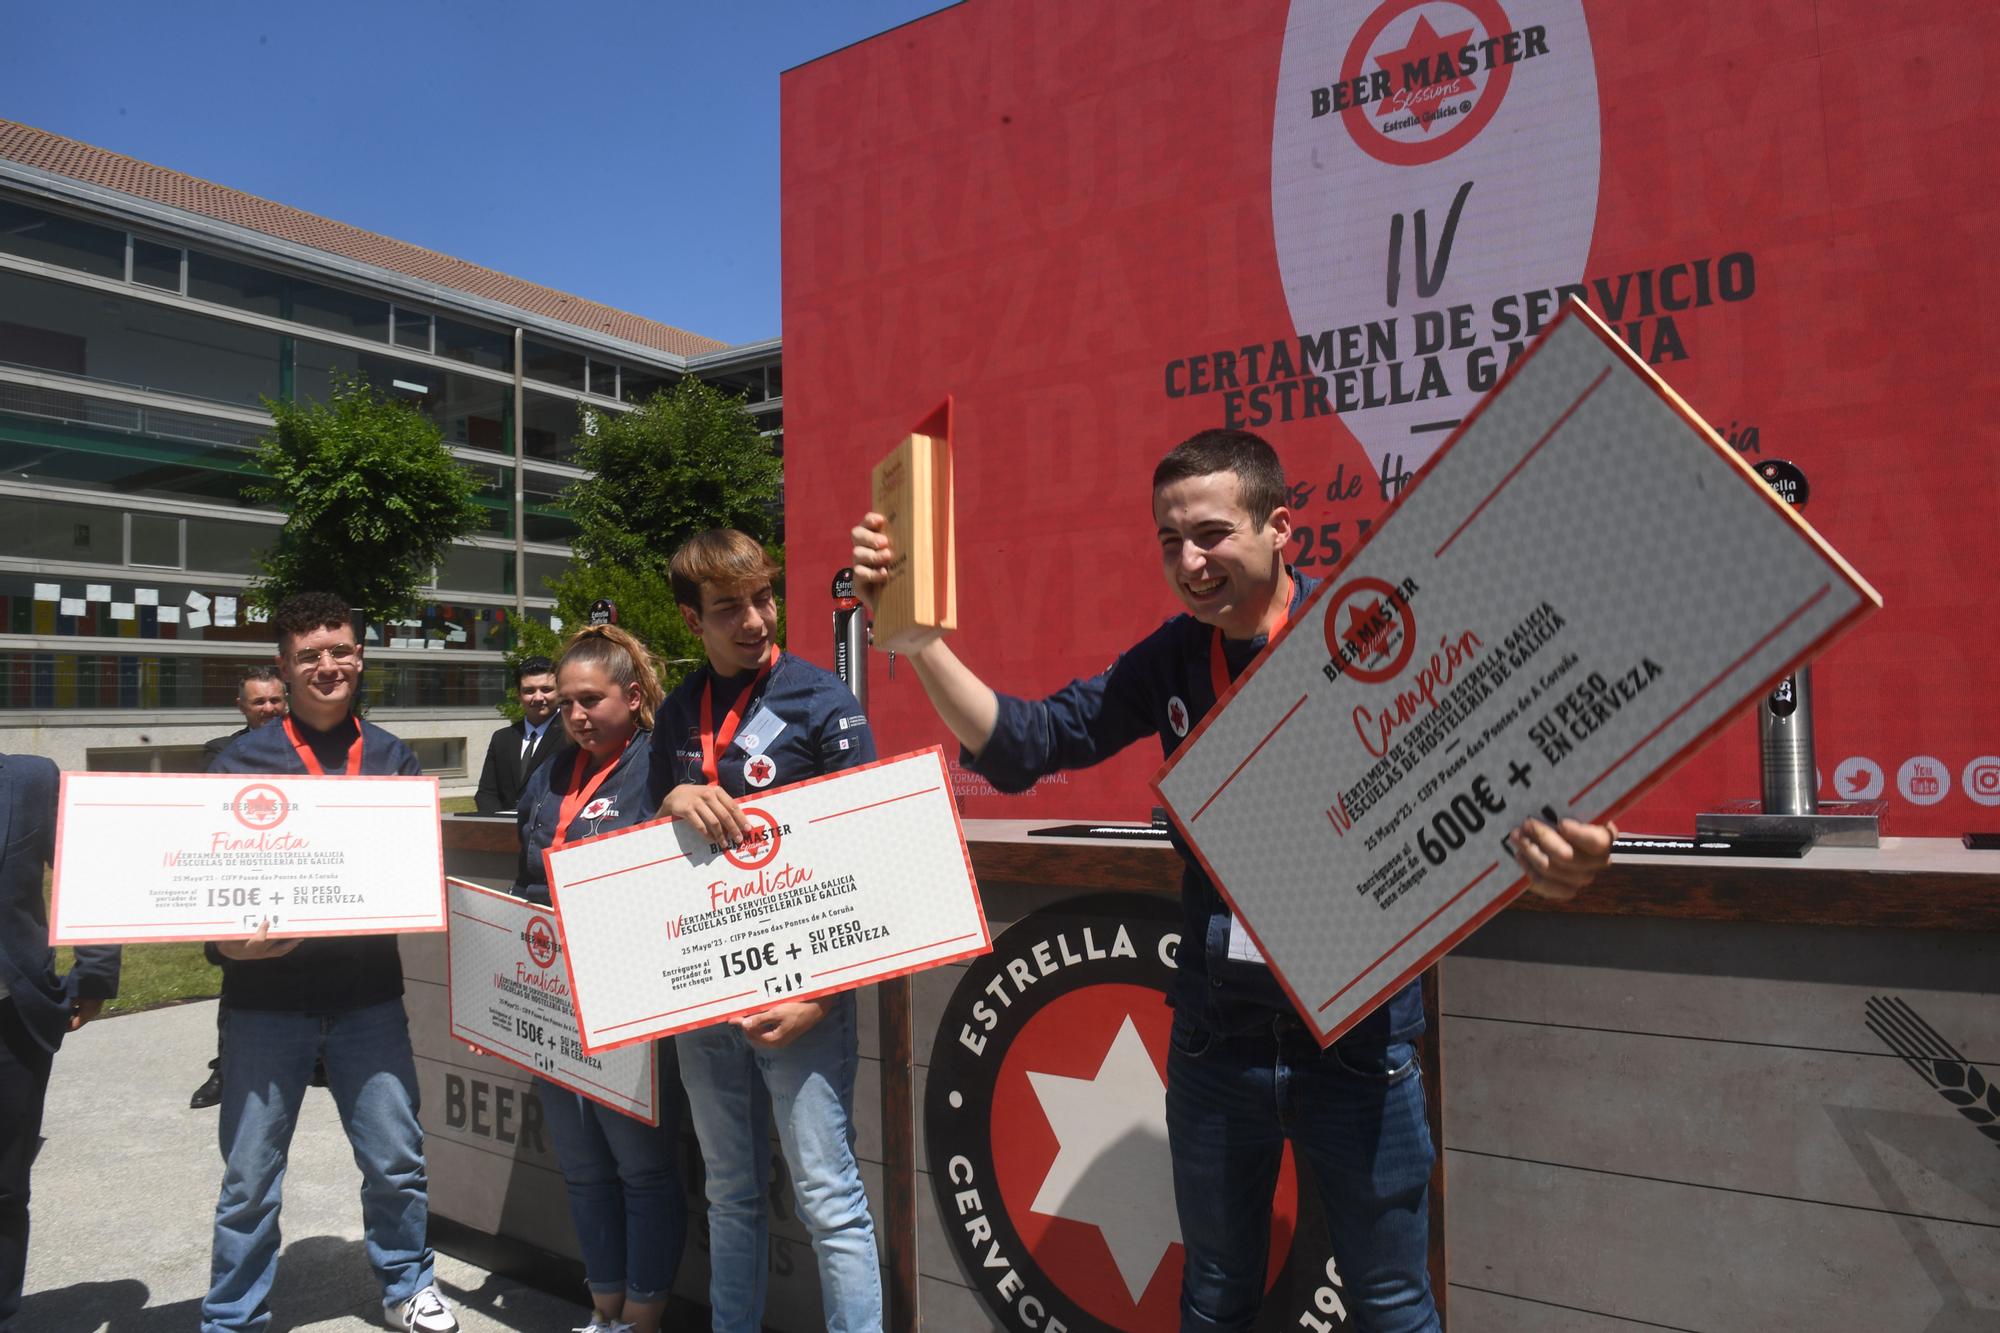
[965,570,1425,1041]
[651,652,876,804]
[208,714,421,1013]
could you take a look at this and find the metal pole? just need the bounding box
[512,327,526,630]
[832,569,918,1333]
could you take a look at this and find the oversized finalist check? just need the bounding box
[447,879,660,1124]
[548,746,990,1053]
[50,772,444,945]
[1154,302,1880,1046]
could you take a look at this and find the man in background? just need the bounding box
[191,666,290,1109]
[473,656,568,814]
[1,752,119,1333]
[202,666,288,768]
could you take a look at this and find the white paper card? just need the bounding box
[34,583,59,602]
[85,584,111,602]
[110,603,135,621]
[59,598,85,617]
[157,607,182,625]
[135,589,159,607]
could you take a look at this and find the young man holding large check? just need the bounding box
[651,529,883,1333]
[202,591,456,1333]
[852,431,1614,1333]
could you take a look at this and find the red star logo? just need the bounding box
[1374,13,1477,133]
[1167,700,1187,734]
[1342,601,1398,662]
[747,756,774,783]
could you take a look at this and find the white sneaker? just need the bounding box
[386,1285,460,1333]
[571,1322,635,1333]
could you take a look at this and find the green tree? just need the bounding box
[565,377,782,571]
[248,377,485,623]
[499,378,786,717]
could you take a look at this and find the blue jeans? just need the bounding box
[1165,1010,1439,1333]
[202,1000,433,1333]
[535,1044,687,1303]
[676,991,881,1333]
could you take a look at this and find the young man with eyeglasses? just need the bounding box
[201,591,457,1333]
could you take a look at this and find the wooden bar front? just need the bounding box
[414,818,2000,1330]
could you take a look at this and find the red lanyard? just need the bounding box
[699,644,778,784]
[551,733,635,850]
[1208,575,1294,702]
[283,716,362,776]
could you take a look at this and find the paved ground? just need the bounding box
[21,999,592,1333]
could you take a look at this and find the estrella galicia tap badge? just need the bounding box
[926,894,1346,1331]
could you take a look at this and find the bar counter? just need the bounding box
[413,817,2000,1330]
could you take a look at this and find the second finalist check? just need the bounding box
[547,746,990,1053]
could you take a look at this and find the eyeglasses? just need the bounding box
[289,644,359,668]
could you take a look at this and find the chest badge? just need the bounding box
[744,754,777,788]
[580,797,615,820]
[1166,695,1189,738]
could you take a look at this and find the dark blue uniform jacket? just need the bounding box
[209,715,420,1013]
[650,652,876,806]
[513,729,656,907]
[966,570,1425,1041]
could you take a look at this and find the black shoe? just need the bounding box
[190,1071,222,1109]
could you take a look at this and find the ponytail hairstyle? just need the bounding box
[556,624,665,730]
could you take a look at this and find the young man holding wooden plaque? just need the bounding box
[853,430,1613,1333]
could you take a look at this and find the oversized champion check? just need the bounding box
[447,879,659,1123]
[548,746,990,1053]
[1155,301,1880,1046]
[50,772,444,945]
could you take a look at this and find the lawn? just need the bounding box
[54,792,480,1015]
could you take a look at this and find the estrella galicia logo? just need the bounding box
[926,894,1343,1330]
[1865,995,2000,1150]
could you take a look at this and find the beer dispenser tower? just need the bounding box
[1696,460,1883,848]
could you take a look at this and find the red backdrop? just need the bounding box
[781,0,2000,834]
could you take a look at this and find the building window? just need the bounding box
[392,307,433,353]
[436,317,512,372]
[127,511,182,568]
[522,339,587,393]
[187,249,287,318]
[288,278,389,341]
[587,358,618,398]
[521,391,582,462]
[622,369,673,405]
[0,199,125,280]
[185,516,268,576]
[405,736,467,776]
[130,237,184,293]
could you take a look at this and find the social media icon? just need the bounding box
[1896,756,1950,806]
[1964,756,2000,808]
[1833,757,1883,801]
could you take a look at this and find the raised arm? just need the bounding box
[850,512,999,756]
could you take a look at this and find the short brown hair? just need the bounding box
[270,592,353,647]
[557,625,666,730]
[669,529,783,612]
[1152,430,1288,528]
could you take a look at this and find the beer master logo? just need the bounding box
[523,913,560,969]
[1318,0,1546,166]
[927,895,1349,1332]
[228,783,293,831]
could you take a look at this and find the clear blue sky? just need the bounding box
[2,1,958,346]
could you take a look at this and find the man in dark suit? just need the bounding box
[190,665,290,1109]
[201,666,288,767]
[473,656,568,814]
[1,752,119,1331]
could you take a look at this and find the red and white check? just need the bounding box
[548,746,990,1054]
[51,772,443,945]
[447,879,659,1123]
[1154,303,1880,1046]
